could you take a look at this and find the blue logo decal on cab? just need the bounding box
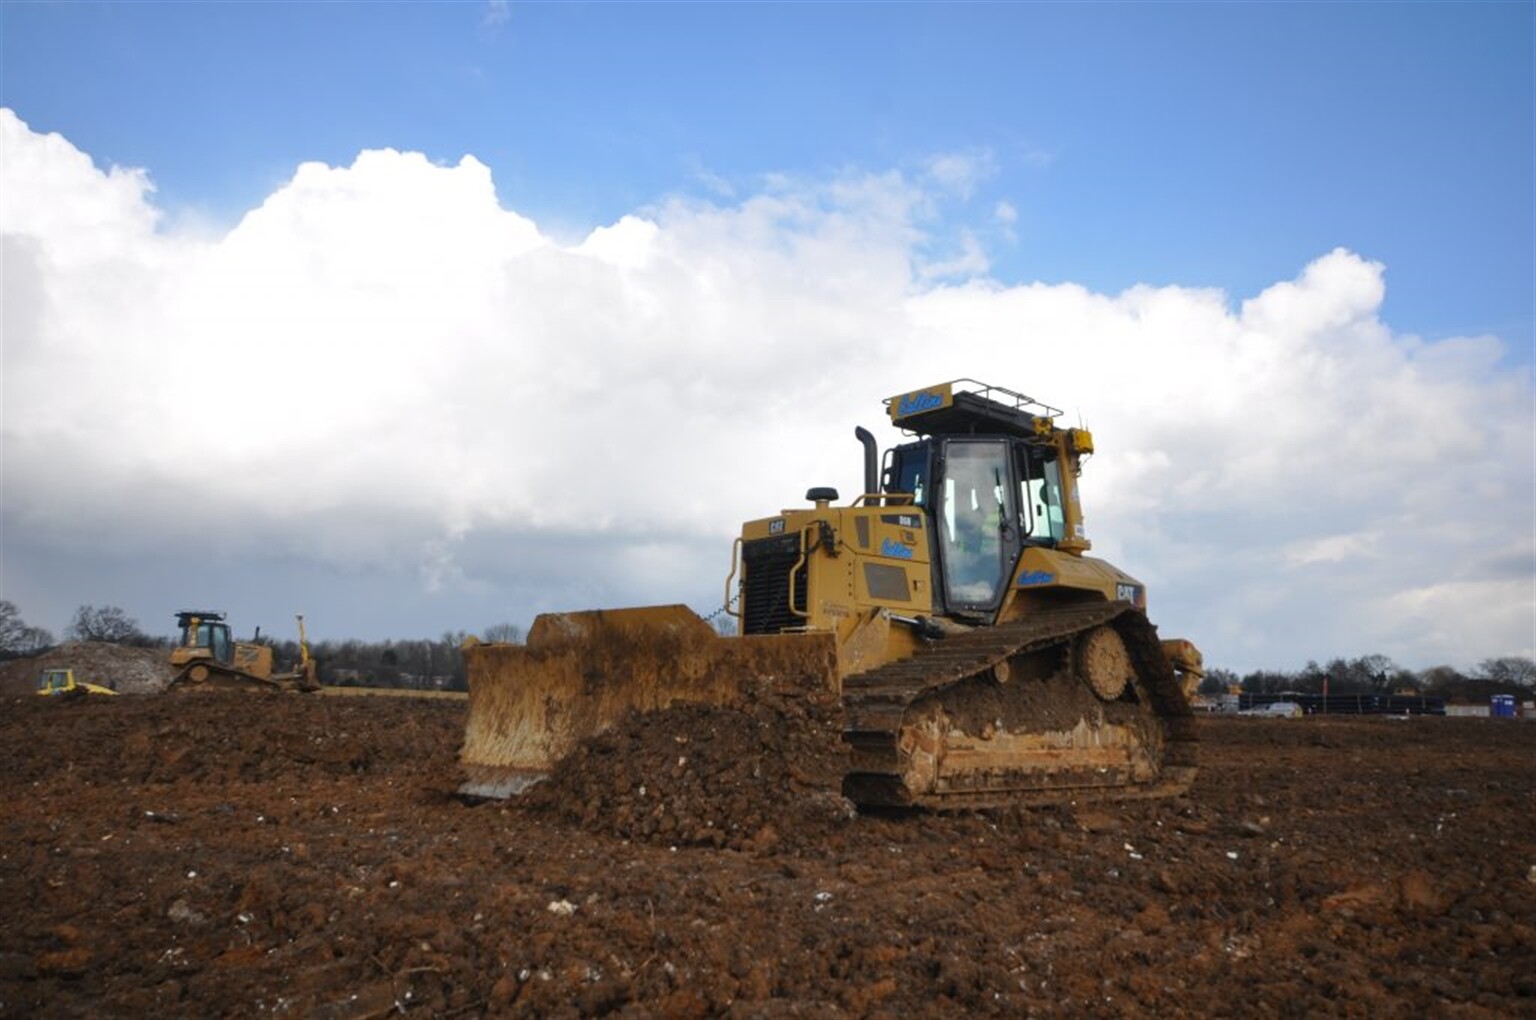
[896,391,944,417]
[1017,570,1056,586]
[880,538,914,560]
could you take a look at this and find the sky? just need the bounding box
[1,1,1531,674]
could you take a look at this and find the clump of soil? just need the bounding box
[526,688,855,851]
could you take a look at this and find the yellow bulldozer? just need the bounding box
[168,611,320,692]
[462,380,1203,808]
[36,668,118,697]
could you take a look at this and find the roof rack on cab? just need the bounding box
[884,378,1066,440]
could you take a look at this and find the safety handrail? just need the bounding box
[883,378,1063,420]
[850,491,917,508]
[724,537,743,627]
[786,525,816,618]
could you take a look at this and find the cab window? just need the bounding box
[939,440,1014,607]
[887,445,929,506]
[1016,449,1066,544]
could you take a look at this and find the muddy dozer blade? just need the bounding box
[460,605,839,799]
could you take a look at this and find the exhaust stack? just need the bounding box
[854,426,878,498]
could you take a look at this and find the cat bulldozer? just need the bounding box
[462,380,1202,808]
[168,611,321,693]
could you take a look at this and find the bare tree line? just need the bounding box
[4,601,1531,697]
[1201,652,1535,698]
[0,601,523,691]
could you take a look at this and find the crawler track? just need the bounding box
[841,601,1197,808]
[170,663,310,693]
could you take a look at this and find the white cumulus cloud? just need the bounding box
[1,108,1530,671]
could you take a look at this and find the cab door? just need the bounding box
[935,439,1020,615]
[193,622,235,665]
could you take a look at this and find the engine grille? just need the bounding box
[741,534,805,634]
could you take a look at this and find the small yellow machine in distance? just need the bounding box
[36,668,118,697]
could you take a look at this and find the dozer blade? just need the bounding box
[460,605,839,799]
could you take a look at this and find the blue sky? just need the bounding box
[6,2,1531,346]
[1,2,1532,671]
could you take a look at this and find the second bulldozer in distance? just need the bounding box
[463,380,1202,809]
[169,611,321,693]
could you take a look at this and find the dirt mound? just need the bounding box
[0,641,176,696]
[526,689,855,851]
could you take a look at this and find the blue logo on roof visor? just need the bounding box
[896,391,944,416]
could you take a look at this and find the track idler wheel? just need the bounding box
[1077,625,1134,701]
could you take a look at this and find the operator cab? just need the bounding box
[175,610,234,665]
[884,437,1067,615]
[879,381,1084,619]
[38,669,71,694]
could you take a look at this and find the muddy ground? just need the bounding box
[1,693,1532,1019]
